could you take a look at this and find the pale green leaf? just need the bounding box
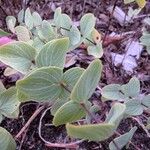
[18,9,24,23]
[0,42,36,74]
[109,127,137,150]
[32,37,44,53]
[135,0,146,8]
[36,38,69,68]
[6,16,16,33]
[0,81,6,94]
[37,20,57,42]
[25,8,33,30]
[15,26,30,42]
[16,67,63,102]
[0,29,10,37]
[54,7,62,28]
[124,0,135,4]
[53,101,85,126]
[71,59,102,102]
[125,99,143,116]
[0,127,16,150]
[66,123,115,141]
[105,103,126,129]
[121,77,140,98]
[32,12,42,26]
[80,13,96,37]
[142,94,150,108]
[87,43,103,58]
[0,87,20,118]
[101,84,126,101]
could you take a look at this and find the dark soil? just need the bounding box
[0,0,150,150]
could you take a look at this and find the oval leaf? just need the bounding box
[71,59,102,102]
[36,38,69,68]
[53,101,85,126]
[0,127,16,150]
[0,42,36,74]
[16,67,63,102]
[66,123,115,141]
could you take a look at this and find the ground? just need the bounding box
[0,0,150,149]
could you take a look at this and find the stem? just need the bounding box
[60,82,71,93]
[80,102,99,123]
[38,107,83,149]
[15,105,45,139]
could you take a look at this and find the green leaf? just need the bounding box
[17,9,24,23]
[25,8,33,30]
[0,127,16,150]
[124,0,135,4]
[0,81,6,94]
[0,29,10,37]
[54,7,62,28]
[66,123,115,141]
[125,99,143,116]
[0,42,36,74]
[32,12,42,26]
[16,67,63,102]
[105,103,126,129]
[60,14,72,29]
[135,0,146,8]
[37,20,57,42]
[15,26,30,42]
[109,127,137,150]
[121,77,140,98]
[142,94,150,108]
[80,13,96,38]
[71,59,102,102]
[101,84,126,101]
[0,87,20,118]
[6,16,16,33]
[60,67,85,99]
[32,37,44,53]
[87,43,103,58]
[50,98,68,116]
[36,38,69,68]
[53,101,85,126]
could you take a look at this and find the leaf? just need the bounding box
[32,37,44,53]
[121,77,140,98]
[124,0,135,4]
[101,84,126,101]
[125,99,143,116]
[80,13,96,38]
[67,25,81,46]
[142,94,150,108]
[105,103,126,129]
[66,123,115,141]
[25,8,33,30]
[87,43,103,58]
[6,16,16,33]
[37,20,57,42]
[109,127,137,150]
[0,87,20,118]
[91,28,102,44]
[71,59,102,102]
[16,67,63,102]
[18,9,24,23]
[53,101,85,126]
[60,14,72,29]
[0,127,16,150]
[0,42,36,74]
[32,12,42,26]
[36,38,69,68]
[50,98,68,116]
[15,26,30,42]
[0,81,6,94]
[135,0,146,8]
[0,29,10,37]
[54,7,62,28]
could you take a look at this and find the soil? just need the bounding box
[0,0,150,150]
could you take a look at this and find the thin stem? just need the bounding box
[60,82,71,93]
[80,102,99,123]
[38,107,83,149]
[15,105,45,139]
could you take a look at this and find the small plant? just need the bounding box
[0,6,149,150]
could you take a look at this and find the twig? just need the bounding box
[132,117,150,138]
[38,107,83,149]
[15,105,45,139]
